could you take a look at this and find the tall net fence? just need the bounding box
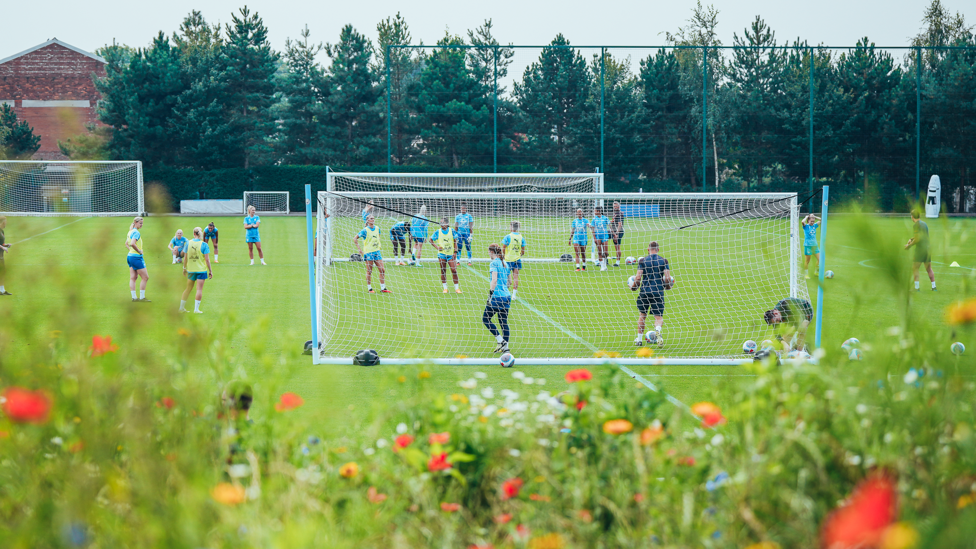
[0,161,144,216]
[315,189,806,361]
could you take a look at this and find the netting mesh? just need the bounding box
[315,188,807,360]
[329,173,602,193]
[244,191,290,214]
[0,161,143,216]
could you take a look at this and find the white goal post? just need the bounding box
[243,191,290,214]
[311,188,809,366]
[0,161,144,216]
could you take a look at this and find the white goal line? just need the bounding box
[315,357,752,366]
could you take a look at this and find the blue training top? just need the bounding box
[489,258,511,299]
[803,223,818,246]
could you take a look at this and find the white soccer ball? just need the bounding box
[742,340,758,354]
[625,256,636,265]
[951,342,965,356]
[760,339,774,351]
[407,258,416,266]
[841,337,860,352]
[627,276,636,289]
[500,352,515,368]
[645,330,663,347]
[848,349,863,360]
[825,270,835,279]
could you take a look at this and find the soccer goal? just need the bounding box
[0,161,144,216]
[311,188,809,366]
[327,171,603,194]
[243,191,290,214]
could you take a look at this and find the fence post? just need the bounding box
[916,46,921,202]
[386,45,392,173]
[494,45,498,173]
[702,46,708,191]
[809,46,815,212]
[600,47,605,176]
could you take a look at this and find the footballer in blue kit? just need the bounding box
[454,205,475,265]
[430,217,461,293]
[126,216,151,302]
[591,206,611,271]
[244,205,265,265]
[203,222,219,263]
[169,229,188,264]
[410,205,430,266]
[801,213,820,279]
[389,220,411,265]
[483,243,512,353]
[501,221,526,299]
[354,215,391,294]
[568,209,590,271]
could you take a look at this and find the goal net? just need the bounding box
[328,171,603,194]
[313,190,808,365]
[244,191,289,214]
[0,161,143,216]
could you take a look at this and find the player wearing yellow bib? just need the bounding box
[501,221,526,300]
[180,227,213,314]
[431,216,461,294]
[354,215,391,294]
[126,216,151,302]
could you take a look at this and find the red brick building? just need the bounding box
[0,38,107,159]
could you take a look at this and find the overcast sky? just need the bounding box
[1,0,969,64]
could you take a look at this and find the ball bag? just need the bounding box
[350,253,363,262]
[354,349,380,366]
[303,340,313,355]
[559,253,573,262]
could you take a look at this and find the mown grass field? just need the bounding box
[1,213,972,429]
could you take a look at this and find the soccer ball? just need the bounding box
[645,330,664,347]
[825,270,834,279]
[663,275,675,290]
[951,342,965,355]
[625,256,636,265]
[742,340,758,354]
[760,339,774,351]
[627,275,636,289]
[407,258,416,266]
[500,352,515,368]
[841,337,860,352]
[848,349,863,361]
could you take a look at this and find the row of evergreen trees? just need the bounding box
[93,2,976,205]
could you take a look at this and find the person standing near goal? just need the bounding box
[0,216,11,296]
[568,208,590,272]
[431,216,462,294]
[454,204,475,266]
[169,229,188,265]
[501,221,526,299]
[179,227,213,314]
[126,216,151,302]
[591,206,611,271]
[244,205,266,266]
[905,209,936,292]
[763,297,813,352]
[484,243,512,353]
[354,215,391,294]
[411,205,430,267]
[630,241,671,346]
[610,201,625,267]
[203,222,219,263]
[389,220,411,266]
[801,213,820,279]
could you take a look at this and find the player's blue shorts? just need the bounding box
[364,251,382,262]
[390,232,406,242]
[437,252,455,261]
[507,260,522,270]
[127,255,146,271]
[410,230,427,242]
[246,235,261,243]
[572,236,588,246]
[594,233,609,243]
[187,272,208,281]
[804,244,819,256]
[485,296,511,313]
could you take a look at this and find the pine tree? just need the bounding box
[0,104,41,159]
[376,13,423,165]
[638,49,694,185]
[276,26,327,165]
[588,52,644,189]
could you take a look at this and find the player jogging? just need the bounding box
[802,214,821,279]
[389,220,411,266]
[203,222,219,263]
[455,204,475,266]
[610,201,625,267]
[126,216,150,302]
[169,229,187,264]
[763,297,814,351]
[501,221,526,299]
[431,216,461,294]
[411,205,430,266]
[0,216,11,295]
[484,243,512,353]
[591,206,611,271]
[905,209,936,292]
[568,209,590,272]
[244,205,266,266]
[179,227,213,314]
[361,200,375,225]
[630,241,671,346]
[354,215,391,294]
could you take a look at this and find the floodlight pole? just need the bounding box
[814,185,829,350]
[386,46,392,173]
[915,46,921,201]
[702,47,708,191]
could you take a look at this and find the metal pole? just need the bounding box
[814,185,829,350]
[494,45,498,173]
[809,46,814,212]
[305,184,318,361]
[600,47,605,175]
[916,46,921,201]
[386,46,392,172]
[702,46,708,191]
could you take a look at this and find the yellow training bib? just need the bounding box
[184,239,208,272]
[504,233,524,262]
[433,229,455,253]
[362,226,381,254]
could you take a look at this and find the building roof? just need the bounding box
[0,38,106,66]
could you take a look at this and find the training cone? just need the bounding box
[950,261,960,267]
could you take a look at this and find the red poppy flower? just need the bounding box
[90,335,119,357]
[516,524,530,539]
[494,513,513,524]
[394,434,414,451]
[575,400,587,411]
[678,456,696,466]
[633,493,645,503]
[428,432,450,445]
[529,493,551,502]
[367,486,388,504]
[578,509,593,522]
[157,397,175,410]
[702,411,727,427]
[821,473,898,549]
[428,452,452,471]
[692,402,727,427]
[2,387,52,424]
[468,545,494,549]
[501,478,523,500]
[440,502,460,512]
[564,369,593,383]
[274,392,305,412]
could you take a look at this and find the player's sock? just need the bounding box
[261,259,266,265]
[454,283,460,291]
[512,289,517,299]
[932,281,937,289]
[214,254,218,261]
[140,290,146,299]
[131,290,137,299]
[250,259,254,265]
[194,300,201,313]
[380,283,386,290]
[655,324,663,333]
[0,286,4,292]
[368,284,373,291]
[496,334,504,344]
[179,300,186,311]
[443,283,448,291]
[915,281,920,290]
